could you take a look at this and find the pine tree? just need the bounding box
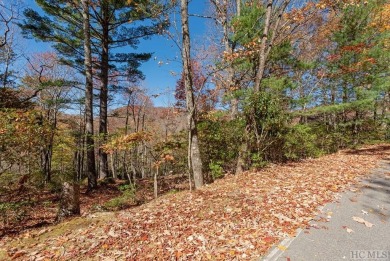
[20,0,168,180]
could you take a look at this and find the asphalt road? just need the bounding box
[262,160,390,261]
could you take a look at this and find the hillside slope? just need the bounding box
[1,144,389,260]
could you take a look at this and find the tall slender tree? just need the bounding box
[82,0,97,190]
[180,0,203,188]
[233,0,292,173]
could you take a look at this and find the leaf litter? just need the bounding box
[0,144,389,260]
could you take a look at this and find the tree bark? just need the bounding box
[57,181,80,221]
[82,0,97,190]
[181,0,204,189]
[253,0,273,93]
[154,164,158,199]
[223,0,238,118]
[98,0,110,179]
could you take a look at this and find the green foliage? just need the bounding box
[103,184,136,211]
[19,0,167,87]
[208,161,224,180]
[242,89,289,162]
[198,112,244,176]
[268,40,298,68]
[231,5,264,45]
[167,189,180,194]
[250,153,268,169]
[0,202,29,226]
[284,124,322,160]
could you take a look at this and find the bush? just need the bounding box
[209,161,224,180]
[198,113,244,178]
[250,152,268,169]
[284,124,322,160]
[0,202,29,226]
[103,184,136,211]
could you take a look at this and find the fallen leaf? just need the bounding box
[352,216,374,227]
[1,144,387,260]
[140,233,149,241]
[11,251,26,260]
[349,197,358,202]
[108,228,119,238]
[342,226,354,233]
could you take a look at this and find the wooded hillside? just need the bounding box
[0,0,389,257]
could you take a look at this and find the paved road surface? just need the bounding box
[262,160,390,261]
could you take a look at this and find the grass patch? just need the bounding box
[102,184,136,211]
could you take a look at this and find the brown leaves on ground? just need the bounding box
[0,183,123,237]
[0,175,189,238]
[1,144,389,260]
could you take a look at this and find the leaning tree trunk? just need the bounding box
[181,0,203,189]
[82,0,97,190]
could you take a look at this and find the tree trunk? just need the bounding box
[181,0,203,189]
[110,153,116,179]
[236,0,274,174]
[253,0,273,93]
[154,164,158,199]
[1,40,13,88]
[236,0,290,174]
[98,0,110,179]
[57,181,80,221]
[41,145,52,183]
[235,119,250,174]
[82,0,97,190]
[222,0,238,118]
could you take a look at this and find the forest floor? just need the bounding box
[0,144,389,260]
[0,174,189,237]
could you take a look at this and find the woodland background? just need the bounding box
[0,0,389,236]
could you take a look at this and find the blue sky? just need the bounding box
[22,0,211,108]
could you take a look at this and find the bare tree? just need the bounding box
[209,0,240,118]
[0,1,20,48]
[0,0,21,88]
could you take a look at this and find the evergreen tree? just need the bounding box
[20,0,168,179]
[323,0,390,142]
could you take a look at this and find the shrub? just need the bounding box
[250,152,268,169]
[0,202,29,227]
[209,161,224,180]
[198,113,244,178]
[103,184,136,211]
[284,124,322,160]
